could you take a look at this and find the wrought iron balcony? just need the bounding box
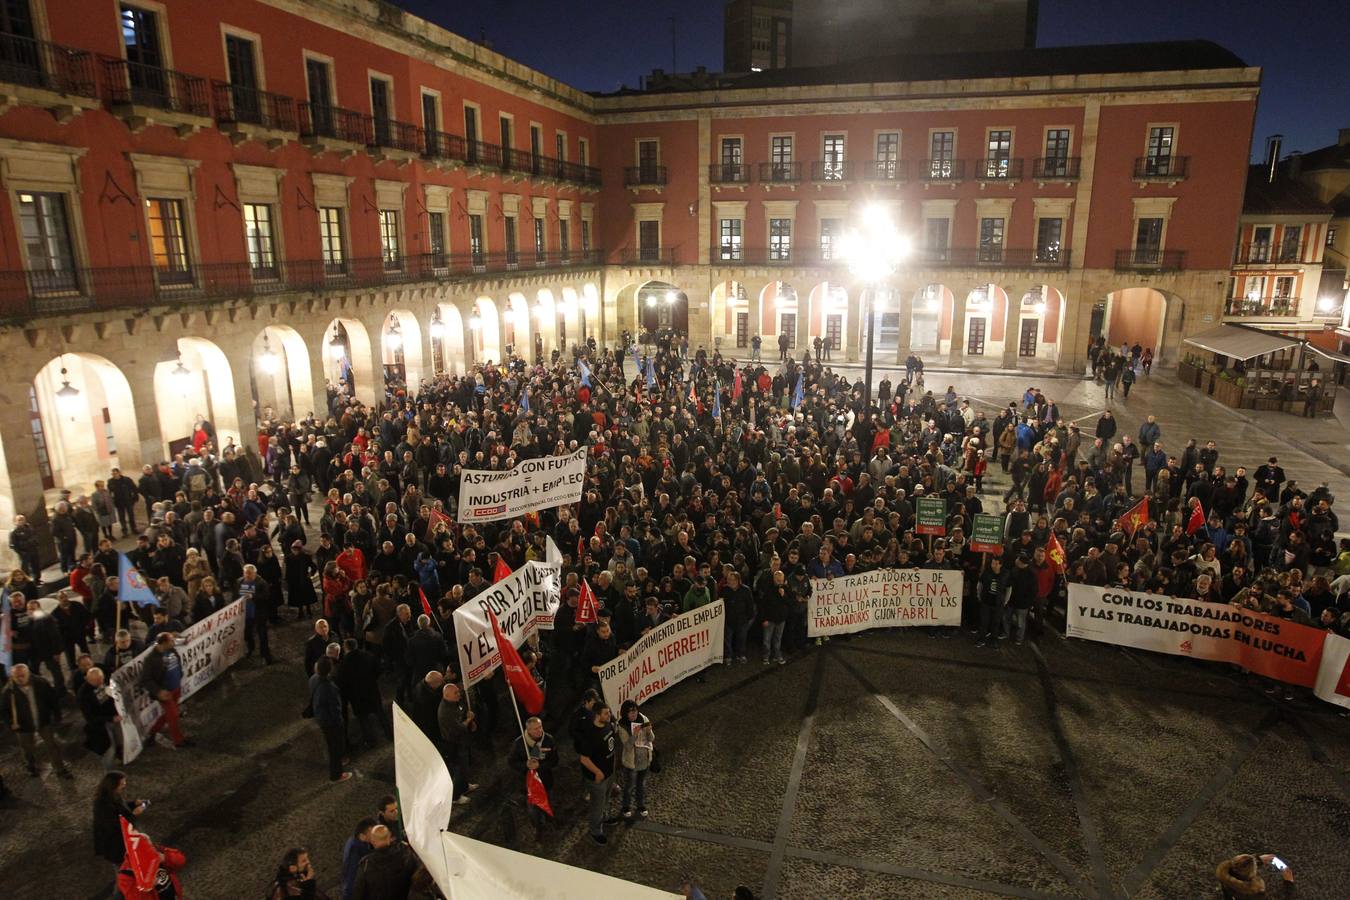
[810,160,852,182]
[920,158,966,182]
[0,33,97,98]
[101,57,209,117]
[758,161,802,183]
[861,159,908,182]
[1224,296,1298,317]
[299,102,371,145]
[976,158,1024,180]
[0,251,606,319]
[709,163,752,184]
[620,246,674,265]
[1133,156,1189,180]
[624,166,667,187]
[1235,243,1305,265]
[211,81,297,132]
[1032,156,1081,179]
[422,129,466,164]
[1115,249,1185,271]
[708,246,1072,269]
[371,117,421,153]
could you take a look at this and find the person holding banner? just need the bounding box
[142,633,193,750]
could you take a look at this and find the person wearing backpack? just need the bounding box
[182,459,210,502]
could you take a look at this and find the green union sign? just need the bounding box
[971,513,1005,554]
[916,496,946,536]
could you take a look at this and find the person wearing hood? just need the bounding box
[1215,852,1295,898]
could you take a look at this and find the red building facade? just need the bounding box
[0,0,1258,552]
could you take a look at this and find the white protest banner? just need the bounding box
[807,568,963,637]
[453,561,558,687]
[457,447,587,522]
[1313,633,1350,711]
[392,704,456,891]
[599,601,725,710]
[111,599,247,762]
[1066,584,1328,688]
[435,831,681,900]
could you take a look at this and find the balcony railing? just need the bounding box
[102,57,209,117]
[1235,243,1305,265]
[861,159,908,182]
[1032,156,1081,179]
[211,81,297,132]
[422,129,466,164]
[810,160,852,181]
[1133,156,1189,180]
[976,158,1024,180]
[554,158,602,186]
[1115,249,1185,271]
[463,139,503,168]
[0,33,97,98]
[709,246,1072,269]
[920,158,966,182]
[371,117,421,153]
[624,166,667,187]
[758,161,802,183]
[1224,296,1298,317]
[709,163,752,184]
[620,247,674,265]
[0,252,606,319]
[299,102,371,145]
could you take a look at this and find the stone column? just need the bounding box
[894,280,917,364]
[844,280,863,363]
[947,285,969,367]
[1002,283,1024,369]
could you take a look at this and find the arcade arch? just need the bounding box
[31,353,142,492]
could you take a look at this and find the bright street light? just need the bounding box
[840,204,910,403]
[259,334,279,374]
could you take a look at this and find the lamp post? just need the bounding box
[840,205,909,404]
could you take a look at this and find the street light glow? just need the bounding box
[841,205,910,284]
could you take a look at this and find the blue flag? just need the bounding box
[520,385,530,413]
[118,552,159,606]
[0,589,12,674]
[712,381,722,419]
[645,356,656,390]
[792,373,804,410]
[577,358,592,388]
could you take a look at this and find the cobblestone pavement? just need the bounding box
[3,376,1349,899]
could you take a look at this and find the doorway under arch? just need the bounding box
[323,317,376,408]
[382,309,425,396]
[472,297,502,364]
[1102,288,1168,359]
[32,353,143,491]
[155,337,242,457]
[251,325,316,422]
[431,302,467,375]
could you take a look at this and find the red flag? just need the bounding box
[733,368,743,400]
[418,587,435,620]
[577,534,586,562]
[1186,502,1205,535]
[427,505,454,532]
[526,768,554,817]
[576,577,600,624]
[1046,532,1068,576]
[120,816,161,894]
[1117,496,1150,537]
[490,613,544,715]
[492,556,513,584]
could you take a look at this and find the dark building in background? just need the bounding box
[790,0,1037,68]
[724,0,793,72]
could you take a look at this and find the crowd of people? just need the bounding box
[1,329,1344,898]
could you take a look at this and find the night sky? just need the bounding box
[396,0,1346,160]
